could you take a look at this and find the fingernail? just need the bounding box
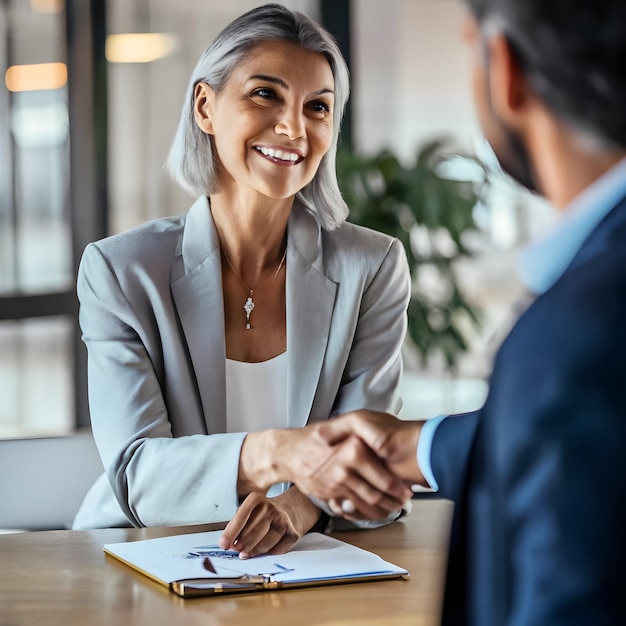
[239,552,249,560]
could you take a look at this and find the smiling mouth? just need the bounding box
[254,146,304,165]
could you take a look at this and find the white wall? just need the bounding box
[352,0,478,160]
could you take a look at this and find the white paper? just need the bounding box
[104,531,408,585]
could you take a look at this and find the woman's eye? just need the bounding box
[310,100,330,113]
[252,88,275,99]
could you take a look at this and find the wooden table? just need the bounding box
[0,498,452,626]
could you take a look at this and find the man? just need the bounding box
[296,0,626,623]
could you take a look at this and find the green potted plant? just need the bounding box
[336,138,489,371]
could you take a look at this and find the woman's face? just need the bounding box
[195,39,335,202]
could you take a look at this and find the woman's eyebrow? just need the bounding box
[313,88,334,97]
[247,74,334,97]
[248,74,289,89]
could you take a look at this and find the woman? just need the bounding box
[73,4,412,557]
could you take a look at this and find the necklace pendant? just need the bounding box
[244,294,255,330]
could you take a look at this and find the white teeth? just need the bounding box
[256,146,300,162]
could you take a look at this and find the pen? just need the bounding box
[203,557,217,574]
[272,562,295,573]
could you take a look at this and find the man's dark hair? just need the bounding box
[465,0,626,147]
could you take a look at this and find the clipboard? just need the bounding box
[104,530,409,598]
[171,568,409,598]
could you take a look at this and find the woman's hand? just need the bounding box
[318,410,426,485]
[288,430,413,520]
[238,424,413,521]
[218,487,322,559]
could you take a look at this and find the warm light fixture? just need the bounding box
[5,63,67,92]
[105,33,177,64]
[30,0,64,14]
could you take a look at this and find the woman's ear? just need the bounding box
[193,82,215,135]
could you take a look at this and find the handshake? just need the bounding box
[227,410,429,558]
[274,410,428,521]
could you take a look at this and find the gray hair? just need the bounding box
[167,3,350,231]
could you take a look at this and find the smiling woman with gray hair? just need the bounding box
[73,4,412,557]
[167,3,351,232]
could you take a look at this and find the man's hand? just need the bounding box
[237,415,417,521]
[219,487,321,558]
[318,410,427,486]
[251,424,413,519]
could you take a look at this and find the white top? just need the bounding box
[226,351,289,497]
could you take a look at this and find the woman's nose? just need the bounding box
[274,107,305,140]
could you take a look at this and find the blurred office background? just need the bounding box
[0,0,554,439]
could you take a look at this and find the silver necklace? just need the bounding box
[221,245,287,330]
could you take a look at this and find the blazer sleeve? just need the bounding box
[331,237,411,416]
[77,242,245,527]
[319,237,412,531]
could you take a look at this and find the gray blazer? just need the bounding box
[73,197,410,529]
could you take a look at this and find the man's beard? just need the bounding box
[492,120,539,194]
[486,97,539,194]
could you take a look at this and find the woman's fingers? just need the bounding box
[300,435,412,518]
[320,412,426,485]
[276,422,412,514]
[219,492,301,558]
[240,520,297,558]
[341,436,412,506]
[218,493,259,550]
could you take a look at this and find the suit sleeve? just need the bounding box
[77,243,244,527]
[489,287,626,624]
[430,411,480,502]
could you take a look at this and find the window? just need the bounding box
[1,0,74,436]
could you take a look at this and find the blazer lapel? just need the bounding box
[286,205,337,428]
[171,197,227,434]
[170,198,337,432]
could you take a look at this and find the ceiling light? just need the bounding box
[30,0,64,14]
[105,33,177,64]
[5,63,67,92]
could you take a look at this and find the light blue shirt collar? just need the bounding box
[517,157,626,295]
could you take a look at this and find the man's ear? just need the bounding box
[485,34,528,127]
[193,82,215,135]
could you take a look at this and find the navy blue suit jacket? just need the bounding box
[432,197,626,625]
